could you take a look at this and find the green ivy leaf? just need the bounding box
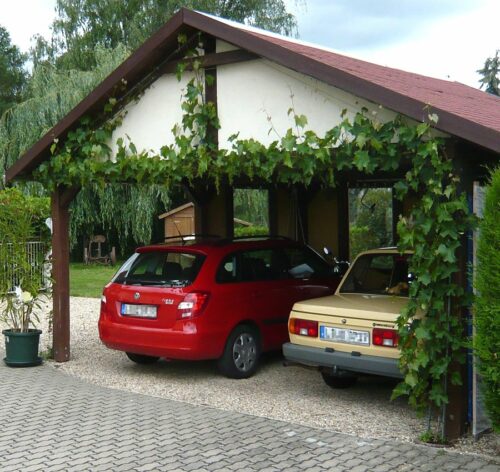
[353,150,370,170]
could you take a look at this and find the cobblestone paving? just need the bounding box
[0,363,498,472]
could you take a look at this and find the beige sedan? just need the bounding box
[283,248,412,388]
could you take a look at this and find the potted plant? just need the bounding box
[0,188,50,367]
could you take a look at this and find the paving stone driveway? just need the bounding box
[0,363,498,472]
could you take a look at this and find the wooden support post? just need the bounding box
[392,187,403,245]
[268,188,278,236]
[445,148,471,439]
[224,186,234,239]
[337,182,349,261]
[51,186,79,362]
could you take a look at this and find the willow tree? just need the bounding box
[4,1,302,254]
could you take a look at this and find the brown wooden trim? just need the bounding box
[6,7,499,183]
[51,186,79,362]
[225,186,234,239]
[6,10,190,182]
[444,142,471,439]
[392,187,403,244]
[161,49,258,74]
[268,188,278,235]
[204,35,219,149]
[337,182,349,261]
[182,9,500,154]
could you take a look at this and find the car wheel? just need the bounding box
[218,325,261,379]
[321,371,357,389]
[126,352,160,364]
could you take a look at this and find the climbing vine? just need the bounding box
[31,38,475,439]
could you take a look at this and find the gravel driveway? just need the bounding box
[2,296,498,458]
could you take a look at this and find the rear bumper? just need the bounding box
[282,342,403,379]
[98,317,222,360]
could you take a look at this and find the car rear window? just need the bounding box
[340,253,412,296]
[112,251,205,287]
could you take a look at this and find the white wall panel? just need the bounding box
[217,59,399,148]
[109,73,191,158]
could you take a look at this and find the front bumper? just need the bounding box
[282,342,403,379]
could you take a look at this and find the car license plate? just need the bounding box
[121,303,157,318]
[320,326,369,345]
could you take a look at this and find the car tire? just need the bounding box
[218,324,261,379]
[126,352,160,364]
[321,371,357,389]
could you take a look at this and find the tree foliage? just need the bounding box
[0,25,27,118]
[32,0,300,70]
[477,50,500,96]
[474,167,500,431]
[0,45,129,178]
[349,188,392,258]
[233,189,269,228]
[6,1,300,254]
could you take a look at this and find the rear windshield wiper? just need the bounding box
[122,279,190,287]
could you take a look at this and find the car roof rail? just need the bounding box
[212,235,295,245]
[154,234,222,245]
[231,235,293,241]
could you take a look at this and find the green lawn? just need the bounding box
[70,263,120,298]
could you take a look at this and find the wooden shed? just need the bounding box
[159,202,195,238]
[159,202,254,239]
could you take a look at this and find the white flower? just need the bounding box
[14,286,22,300]
[21,291,33,303]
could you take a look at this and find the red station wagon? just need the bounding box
[99,236,342,378]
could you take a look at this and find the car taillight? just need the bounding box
[289,318,318,337]
[373,328,399,347]
[177,292,210,320]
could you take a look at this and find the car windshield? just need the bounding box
[340,253,412,296]
[112,251,205,287]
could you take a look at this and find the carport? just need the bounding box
[5,9,499,438]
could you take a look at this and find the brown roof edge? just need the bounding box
[158,202,194,219]
[182,10,500,153]
[6,8,499,184]
[6,9,188,183]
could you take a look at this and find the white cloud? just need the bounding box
[1,0,57,52]
[290,0,500,87]
[2,0,499,88]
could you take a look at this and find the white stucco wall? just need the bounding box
[216,40,238,53]
[109,73,192,158]
[217,58,399,149]
[108,44,443,158]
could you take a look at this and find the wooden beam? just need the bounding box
[337,182,349,261]
[268,188,278,236]
[51,186,79,362]
[392,187,403,245]
[161,49,258,74]
[444,142,471,439]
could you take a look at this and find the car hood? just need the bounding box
[292,293,410,322]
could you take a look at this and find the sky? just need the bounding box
[1,0,499,88]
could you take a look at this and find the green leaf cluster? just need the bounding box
[474,167,500,431]
[30,49,476,435]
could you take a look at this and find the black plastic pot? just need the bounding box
[2,329,43,367]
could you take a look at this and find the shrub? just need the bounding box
[234,225,269,237]
[0,188,50,331]
[474,167,500,431]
